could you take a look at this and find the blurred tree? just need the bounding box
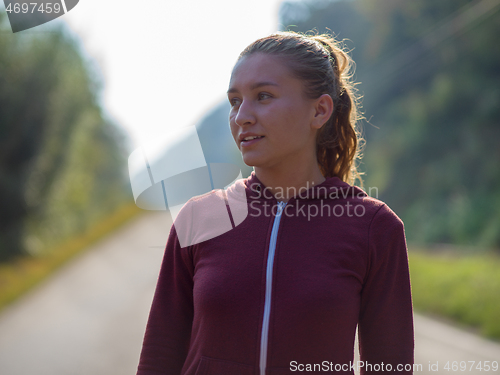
[0,14,129,261]
[279,0,500,248]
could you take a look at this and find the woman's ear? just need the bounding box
[311,94,334,130]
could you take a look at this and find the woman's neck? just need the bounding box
[254,162,326,202]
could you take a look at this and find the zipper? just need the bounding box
[259,200,286,375]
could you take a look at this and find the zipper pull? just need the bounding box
[277,201,286,213]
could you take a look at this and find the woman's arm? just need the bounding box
[136,225,194,375]
[358,204,414,374]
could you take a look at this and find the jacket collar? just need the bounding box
[243,171,366,201]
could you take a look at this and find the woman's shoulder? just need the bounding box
[327,182,402,225]
[171,178,248,248]
[329,180,403,227]
[352,195,405,242]
[360,197,406,256]
[358,194,402,222]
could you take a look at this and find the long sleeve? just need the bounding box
[137,225,194,375]
[358,204,414,374]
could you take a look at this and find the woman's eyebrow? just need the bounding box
[227,81,279,94]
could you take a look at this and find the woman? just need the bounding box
[137,31,414,375]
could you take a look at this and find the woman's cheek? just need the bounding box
[229,117,237,138]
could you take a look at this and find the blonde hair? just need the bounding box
[238,31,364,185]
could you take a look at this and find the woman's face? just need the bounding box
[227,53,322,172]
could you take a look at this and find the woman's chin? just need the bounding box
[241,153,262,168]
[242,159,258,168]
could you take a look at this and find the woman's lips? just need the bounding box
[241,136,264,147]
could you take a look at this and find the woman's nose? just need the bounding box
[234,100,256,127]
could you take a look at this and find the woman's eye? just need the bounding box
[229,97,241,107]
[258,93,272,100]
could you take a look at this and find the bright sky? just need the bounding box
[61,0,285,149]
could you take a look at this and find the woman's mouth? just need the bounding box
[241,135,264,147]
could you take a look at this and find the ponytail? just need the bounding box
[311,35,363,185]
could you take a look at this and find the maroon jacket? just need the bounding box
[137,172,414,375]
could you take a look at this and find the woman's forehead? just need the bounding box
[232,53,281,74]
[229,53,293,89]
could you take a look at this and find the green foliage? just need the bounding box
[0,14,130,260]
[409,250,500,339]
[279,0,500,248]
